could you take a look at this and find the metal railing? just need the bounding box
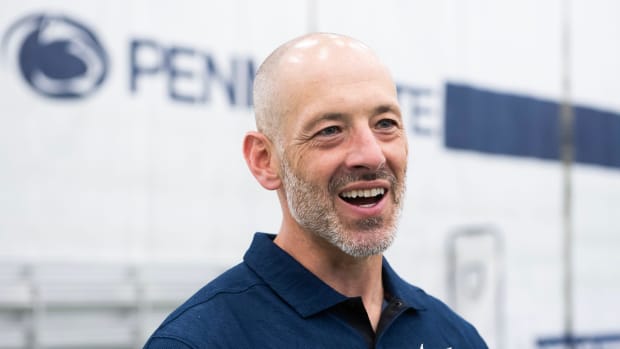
[0,262,224,349]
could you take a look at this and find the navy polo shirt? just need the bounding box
[144,233,487,349]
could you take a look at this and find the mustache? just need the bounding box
[328,166,398,194]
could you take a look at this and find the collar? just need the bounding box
[381,256,427,311]
[243,233,426,318]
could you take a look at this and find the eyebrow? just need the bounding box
[301,113,347,134]
[374,103,402,117]
[301,103,401,134]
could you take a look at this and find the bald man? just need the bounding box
[144,33,487,349]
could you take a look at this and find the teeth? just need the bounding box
[340,188,385,199]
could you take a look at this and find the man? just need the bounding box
[144,33,487,349]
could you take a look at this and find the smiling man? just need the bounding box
[144,33,487,349]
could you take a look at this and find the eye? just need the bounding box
[376,118,398,130]
[316,125,341,137]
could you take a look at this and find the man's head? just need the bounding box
[244,33,408,258]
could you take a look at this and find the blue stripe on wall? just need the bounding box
[444,83,620,169]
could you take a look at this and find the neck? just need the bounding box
[275,224,385,330]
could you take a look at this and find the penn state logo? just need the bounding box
[2,13,108,99]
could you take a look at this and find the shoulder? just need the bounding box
[165,262,266,323]
[144,262,269,348]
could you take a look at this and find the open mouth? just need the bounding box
[338,188,386,207]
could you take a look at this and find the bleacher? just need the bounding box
[0,262,224,349]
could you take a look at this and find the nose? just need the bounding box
[344,126,386,171]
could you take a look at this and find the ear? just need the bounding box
[243,131,282,190]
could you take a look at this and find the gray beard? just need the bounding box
[280,156,405,258]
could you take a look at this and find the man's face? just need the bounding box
[276,51,408,258]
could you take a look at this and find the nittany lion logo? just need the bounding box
[2,13,108,99]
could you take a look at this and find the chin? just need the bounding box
[335,226,397,258]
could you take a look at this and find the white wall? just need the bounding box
[1,1,619,348]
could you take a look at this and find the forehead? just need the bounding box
[262,35,400,140]
[278,56,400,130]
